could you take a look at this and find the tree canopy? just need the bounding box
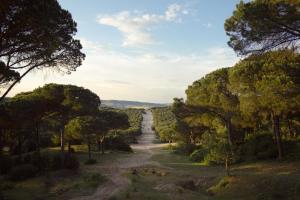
[0,0,85,100]
[225,0,300,55]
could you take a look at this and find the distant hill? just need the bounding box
[101,100,167,109]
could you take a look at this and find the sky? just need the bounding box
[10,0,242,103]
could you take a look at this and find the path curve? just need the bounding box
[72,109,165,200]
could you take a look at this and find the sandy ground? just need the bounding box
[72,110,167,200]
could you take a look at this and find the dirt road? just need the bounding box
[72,110,165,200]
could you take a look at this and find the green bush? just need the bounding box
[173,142,197,155]
[190,148,208,162]
[241,133,277,161]
[0,155,13,174]
[106,137,133,152]
[9,164,38,181]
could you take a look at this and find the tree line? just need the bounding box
[0,83,131,176]
[170,0,300,174]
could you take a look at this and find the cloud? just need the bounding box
[9,39,239,103]
[97,4,188,47]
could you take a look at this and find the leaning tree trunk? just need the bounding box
[272,113,283,160]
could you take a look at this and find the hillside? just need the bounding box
[101,100,167,109]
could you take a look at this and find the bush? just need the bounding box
[9,164,38,181]
[173,142,197,155]
[51,153,79,170]
[84,159,97,165]
[64,154,80,170]
[190,149,208,162]
[283,140,300,160]
[106,137,133,152]
[241,133,277,161]
[0,155,13,174]
[51,153,63,170]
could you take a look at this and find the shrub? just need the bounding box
[64,154,80,170]
[241,133,277,161]
[9,164,38,181]
[0,155,13,174]
[283,140,300,160]
[106,137,133,152]
[190,149,208,162]
[51,153,79,170]
[30,152,51,170]
[51,153,63,170]
[84,159,97,165]
[173,142,197,155]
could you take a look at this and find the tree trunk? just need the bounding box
[287,119,293,138]
[68,142,71,153]
[60,127,65,153]
[60,127,65,167]
[100,136,105,154]
[225,156,230,176]
[272,113,283,160]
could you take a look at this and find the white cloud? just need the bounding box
[97,4,187,47]
[9,39,239,103]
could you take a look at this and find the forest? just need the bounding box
[1,0,300,199]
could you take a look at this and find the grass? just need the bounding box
[113,149,300,200]
[2,146,300,200]
[0,145,129,200]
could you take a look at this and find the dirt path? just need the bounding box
[72,110,166,200]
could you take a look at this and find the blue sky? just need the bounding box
[11,0,242,103]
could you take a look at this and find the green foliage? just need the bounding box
[105,136,133,152]
[189,148,208,162]
[9,164,38,181]
[0,0,85,100]
[112,108,143,143]
[173,142,197,155]
[240,133,277,161]
[151,107,177,142]
[225,0,300,55]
